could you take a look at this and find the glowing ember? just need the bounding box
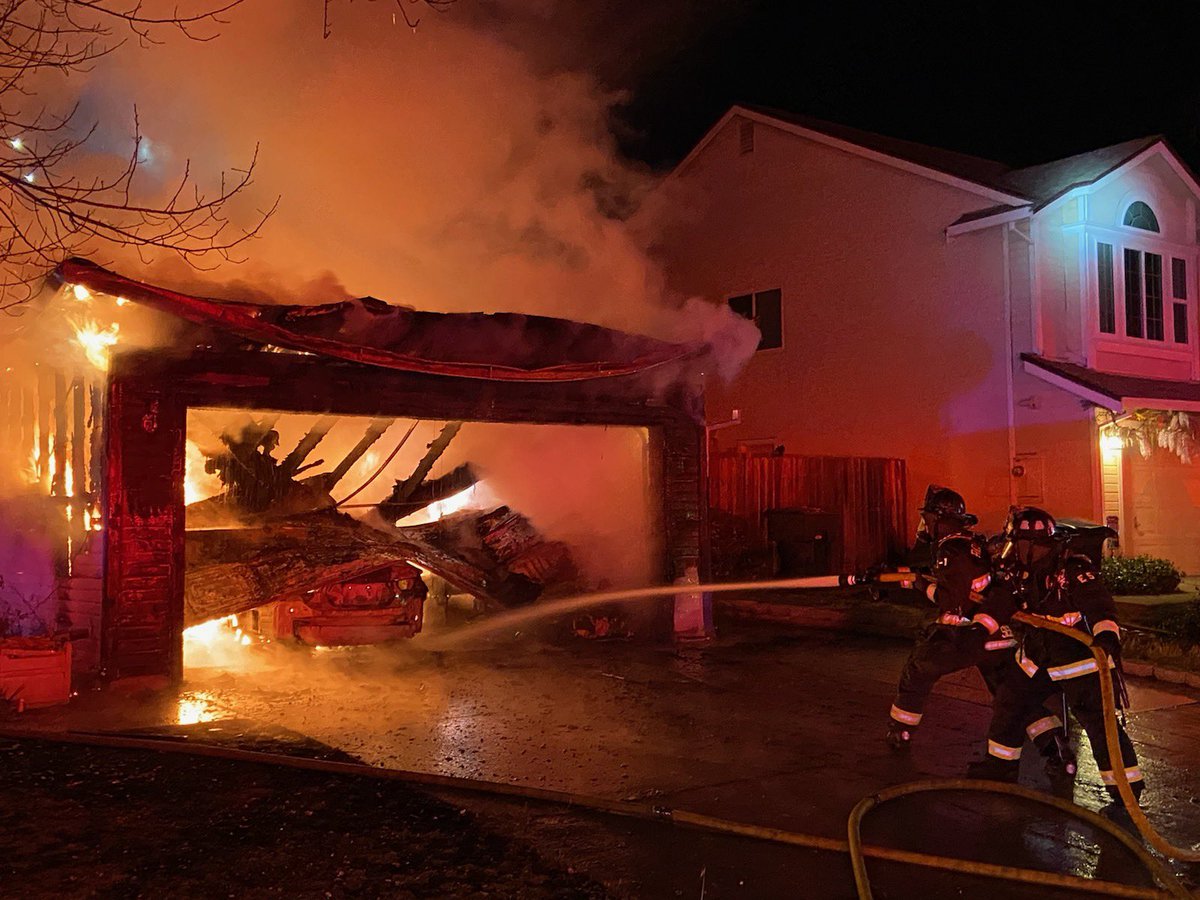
[176,691,222,725]
[74,321,120,370]
[71,283,91,302]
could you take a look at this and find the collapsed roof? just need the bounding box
[55,258,703,383]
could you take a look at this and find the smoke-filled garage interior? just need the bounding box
[7,259,708,684]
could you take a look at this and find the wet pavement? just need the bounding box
[17,620,1200,898]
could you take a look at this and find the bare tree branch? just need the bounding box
[323,0,455,38]
[0,1,274,314]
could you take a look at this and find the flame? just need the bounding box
[183,615,246,647]
[176,691,221,725]
[395,483,489,527]
[182,614,267,670]
[74,321,120,370]
[72,283,91,302]
[184,439,223,505]
[26,445,39,485]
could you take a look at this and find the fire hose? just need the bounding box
[1009,612,1200,863]
[4,573,1196,896]
[0,727,1183,899]
[846,611,1200,898]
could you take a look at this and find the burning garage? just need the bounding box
[0,258,709,688]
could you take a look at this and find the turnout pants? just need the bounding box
[984,659,1141,794]
[890,625,1064,748]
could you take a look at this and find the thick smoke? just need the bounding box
[57,3,727,340]
[1,4,758,634]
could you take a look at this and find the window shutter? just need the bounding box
[1097,243,1115,334]
[1173,257,1189,344]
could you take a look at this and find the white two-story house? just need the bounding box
[655,105,1200,571]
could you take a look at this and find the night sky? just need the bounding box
[606,1,1200,172]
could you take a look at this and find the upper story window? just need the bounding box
[1123,200,1160,232]
[729,288,782,350]
[1094,199,1190,344]
[1097,238,1188,345]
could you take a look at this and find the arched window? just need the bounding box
[1123,201,1160,232]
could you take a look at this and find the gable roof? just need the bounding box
[678,105,1194,218]
[999,136,1162,211]
[736,104,1014,194]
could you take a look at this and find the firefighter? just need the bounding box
[969,507,1142,801]
[886,487,1071,769]
[887,485,976,751]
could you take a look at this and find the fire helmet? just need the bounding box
[1003,506,1057,542]
[1000,506,1059,570]
[916,485,978,543]
[920,485,978,526]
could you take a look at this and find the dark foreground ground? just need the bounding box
[9,619,1200,898]
[0,736,608,899]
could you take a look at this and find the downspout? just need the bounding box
[1002,225,1018,507]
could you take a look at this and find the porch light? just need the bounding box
[1100,433,1124,454]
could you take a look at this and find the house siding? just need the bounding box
[660,115,1018,531]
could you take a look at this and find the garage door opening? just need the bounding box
[181,408,661,673]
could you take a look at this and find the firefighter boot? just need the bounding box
[885,720,914,754]
[1106,778,1146,803]
[966,757,1019,783]
[1040,732,1078,779]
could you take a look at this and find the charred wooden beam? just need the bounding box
[37,368,51,488]
[88,382,103,501]
[184,512,418,624]
[22,381,35,476]
[380,462,476,522]
[0,372,10,452]
[72,376,86,501]
[280,415,338,477]
[325,418,394,488]
[389,421,462,504]
[52,370,67,497]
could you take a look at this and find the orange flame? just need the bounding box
[74,321,120,370]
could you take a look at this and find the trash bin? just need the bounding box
[764,508,840,577]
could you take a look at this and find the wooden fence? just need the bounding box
[708,452,908,573]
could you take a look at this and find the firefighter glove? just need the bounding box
[1094,629,1121,661]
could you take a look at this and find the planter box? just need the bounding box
[0,640,72,709]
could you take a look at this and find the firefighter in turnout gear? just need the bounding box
[969,507,1143,800]
[886,487,1072,764]
[886,486,978,751]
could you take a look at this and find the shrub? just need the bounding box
[1100,555,1183,595]
[1153,601,1200,647]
